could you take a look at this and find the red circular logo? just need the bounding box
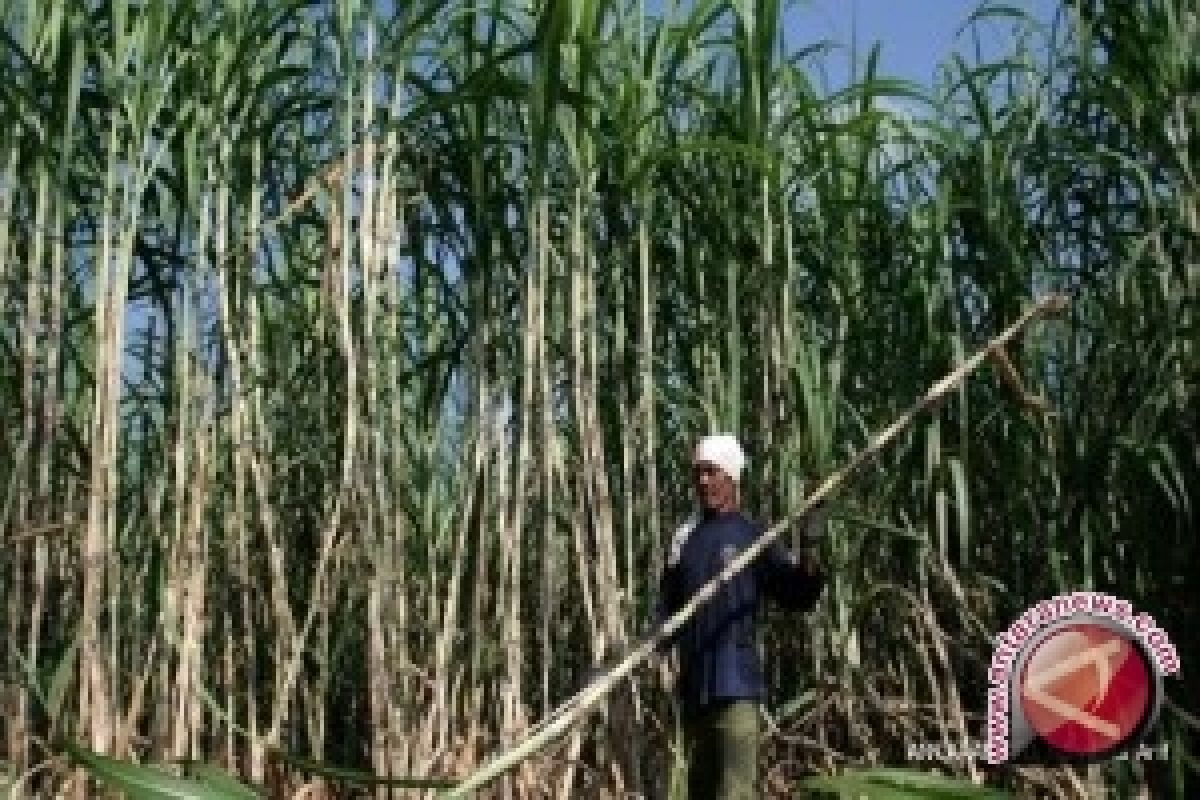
[1018,623,1153,756]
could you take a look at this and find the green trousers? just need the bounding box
[682,700,760,800]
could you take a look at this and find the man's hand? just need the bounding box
[791,500,828,579]
[800,498,831,542]
[791,542,822,578]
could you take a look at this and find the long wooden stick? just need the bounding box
[442,293,1070,798]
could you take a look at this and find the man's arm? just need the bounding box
[760,505,827,612]
[761,540,825,611]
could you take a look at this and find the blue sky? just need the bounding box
[783,0,1062,91]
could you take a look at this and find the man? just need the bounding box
[657,434,826,799]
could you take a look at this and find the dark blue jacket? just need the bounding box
[657,510,824,713]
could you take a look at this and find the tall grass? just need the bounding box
[0,0,1195,797]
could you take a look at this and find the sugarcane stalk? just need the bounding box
[441,292,1070,798]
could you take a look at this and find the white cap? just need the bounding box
[693,434,747,482]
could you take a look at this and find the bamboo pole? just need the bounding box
[442,292,1070,798]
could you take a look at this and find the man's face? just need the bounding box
[693,460,737,512]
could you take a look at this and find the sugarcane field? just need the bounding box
[1,0,1196,797]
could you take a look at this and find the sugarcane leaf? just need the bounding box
[181,763,265,799]
[64,743,259,799]
[773,688,817,722]
[948,456,970,564]
[802,767,1011,799]
[46,629,80,725]
[12,647,48,711]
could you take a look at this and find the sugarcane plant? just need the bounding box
[0,0,1195,798]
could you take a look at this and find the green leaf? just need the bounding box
[46,630,80,725]
[948,456,970,566]
[65,744,261,800]
[0,760,15,795]
[801,767,1011,799]
[12,648,47,711]
[957,2,1039,35]
[182,763,265,799]
[773,688,817,722]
